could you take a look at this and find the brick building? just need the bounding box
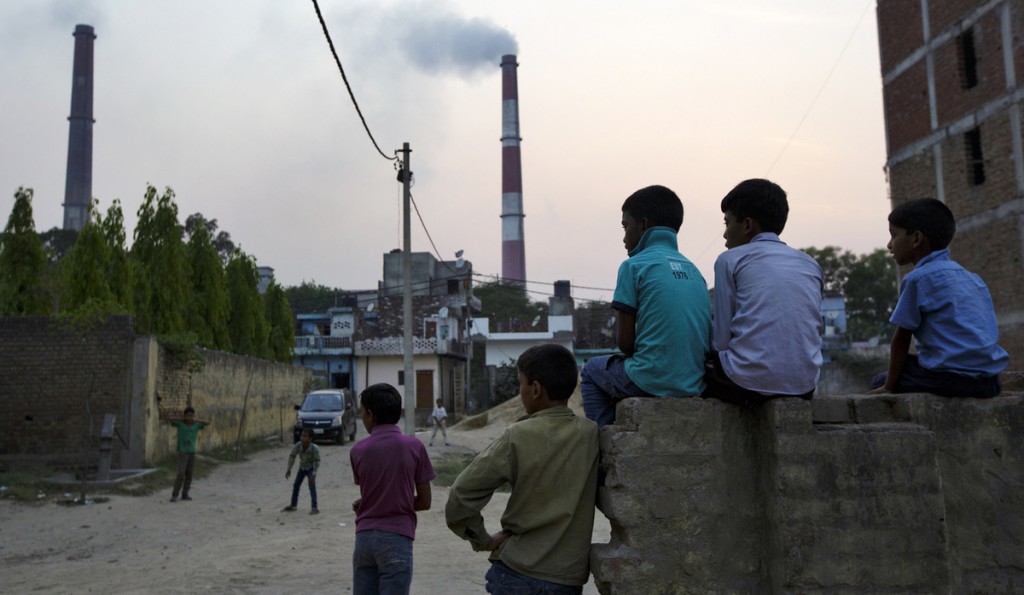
[876,0,1024,367]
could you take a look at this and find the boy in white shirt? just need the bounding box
[429,398,448,446]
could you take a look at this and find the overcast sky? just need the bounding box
[0,0,888,304]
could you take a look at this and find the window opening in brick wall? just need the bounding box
[964,128,985,186]
[957,29,978,89]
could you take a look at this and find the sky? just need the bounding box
[0,0,890,304]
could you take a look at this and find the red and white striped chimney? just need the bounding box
[500,54,526,289]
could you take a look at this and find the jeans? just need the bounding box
[485,561,583,594]
[290,468,318,509]
[870,354,1002,397]
[172,452,195,498]
[580,355,656,427]
[353,530,413,595]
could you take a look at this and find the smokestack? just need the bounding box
[63,24,96,231]
[500,54,526,289]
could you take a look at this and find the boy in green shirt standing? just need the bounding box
[446,343,600,593]
[168,406,210,502]
[283,429,321,514]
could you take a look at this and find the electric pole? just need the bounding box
[399,143,415,435]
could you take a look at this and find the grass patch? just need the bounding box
[431,453,509,492]
[0,468,52,505]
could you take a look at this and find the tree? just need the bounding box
[264,280,295,363]
[803,245,898,342]
[845,248,897,342]
[802,246,856,294]
[61,201,116,313]
[283,281,345,313]
[474,280,547,332]
[186,222,231,350]
[38,227,79,264]
[225,251,269,358]
[101,199,133,313]
[0,187,50,315]
[132,185,191,335]
[185,213,235,263]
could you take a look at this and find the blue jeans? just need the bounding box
[290,468,317,509]
[870,354,1001,398]
[485,561,583,594]
[581,354,656,427]
[353,530,413,595]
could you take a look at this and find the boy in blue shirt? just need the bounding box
[870,197,1008,397]
[704,179,824,405]
[581,185,711,427]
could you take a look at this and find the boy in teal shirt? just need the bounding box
[581,185,711,427]
[168,406,209,502]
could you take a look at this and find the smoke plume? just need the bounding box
[395,12,518,78]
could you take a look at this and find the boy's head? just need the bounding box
[887,198,955,266]
[300,429,313,445]
[183,406,195,423]
[516,343,579,415]
[720,178,789,248]
[436,398,443,407]
[621,185,684,251]
[360,383,402,431]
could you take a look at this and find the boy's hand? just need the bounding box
[482,530,511,552]
[352,498,361,513]
[285,470,291,479]
[867,387,891,395]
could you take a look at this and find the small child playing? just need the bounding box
[282,429,320,514]
[446,343,600,593]
[580,185,711,427]
[870,197,1009,397]
[429,398,449,447]
[350,384,435,594]
[167,406,210,502]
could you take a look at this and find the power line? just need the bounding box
[310,0,396,162]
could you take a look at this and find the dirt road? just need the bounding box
[0,404,609,594]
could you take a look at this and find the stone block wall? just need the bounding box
[592,393,1024,594]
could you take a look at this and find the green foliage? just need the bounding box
[226,251,270,358]
[62,202,114,312]
[101,199,134,312]
[803,245,898,342]
[264,280,295,363]
[474,280,548,332]
[283,280,344,313]
[187,222,231,350]
[38,227,79,264]
[132,185,191,335]
[845,248,897,342]
[184,212,235,264]
[0,187,50,315]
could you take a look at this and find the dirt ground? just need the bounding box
[0,398,610,594]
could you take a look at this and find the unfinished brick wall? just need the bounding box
[0,316,134,459]
[592,394,1024,594]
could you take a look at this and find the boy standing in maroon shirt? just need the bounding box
[350,384,435,594]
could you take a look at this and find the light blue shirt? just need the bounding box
[891,249,1008,377]
[712,233,824,394]
[613,227,711,397]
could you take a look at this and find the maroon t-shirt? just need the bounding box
[350,424,435,539]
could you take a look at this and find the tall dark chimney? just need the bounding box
[500,54,526,288]
[63,24,96,231]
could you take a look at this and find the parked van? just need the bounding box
[293,389,358,444]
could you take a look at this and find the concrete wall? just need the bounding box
[592,393,1024,593]
[145,345,311,465]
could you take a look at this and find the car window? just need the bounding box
[303,394,342,411]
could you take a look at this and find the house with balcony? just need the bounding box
[292,298,358,392]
